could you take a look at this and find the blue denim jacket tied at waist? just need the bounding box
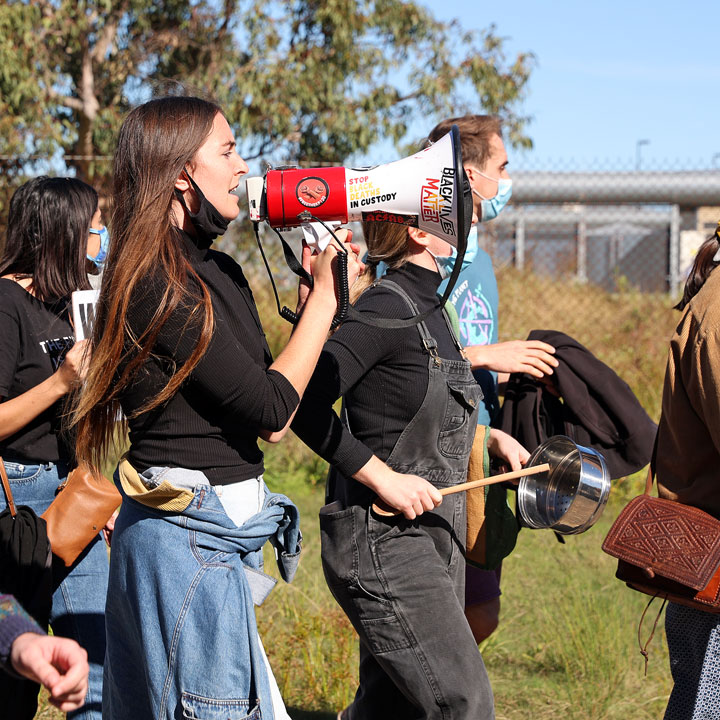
[118,461,302,598]
[104,463,302,720]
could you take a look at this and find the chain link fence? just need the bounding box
[486,169,720,295]
[467,164,720,421]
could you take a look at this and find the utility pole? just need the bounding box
[635,139,650,171]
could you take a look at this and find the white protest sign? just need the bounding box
[71,289,100,341]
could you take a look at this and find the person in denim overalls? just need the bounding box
[294,220,528,720]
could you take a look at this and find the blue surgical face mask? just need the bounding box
[472,171,512,222]
[373,226,479,281]
[87,226,110,267]
[430,224,479,278]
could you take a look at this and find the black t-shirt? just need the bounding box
[119,230,299,485]
[292,263,463,478]
[0,279,74,462]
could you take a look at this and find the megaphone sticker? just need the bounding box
[420,167,457,237]
[296,177,329,208]
[348,175,396,208]
[361,211,416,226]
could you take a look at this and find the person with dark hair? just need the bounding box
[293,216,529,720]
[655,223,720,718]
[71,95,362,720]
[426,115,557,644]
[1,593,89,712]
[0,175,108,720]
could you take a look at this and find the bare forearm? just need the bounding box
[352,454,386,492]
[464,344,493,371]
[464,340,558,377]
[0,375,68,441]
[268,291,336,408]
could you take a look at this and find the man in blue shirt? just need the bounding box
[430,115,558,643]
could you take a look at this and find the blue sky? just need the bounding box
[420,0,720,170]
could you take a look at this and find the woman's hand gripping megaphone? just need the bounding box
[296,227,365,319]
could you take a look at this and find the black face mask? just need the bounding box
[175,171,230,244]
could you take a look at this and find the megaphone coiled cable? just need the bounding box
[252,221,350,330]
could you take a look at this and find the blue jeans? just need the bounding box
[0,459,108,720]
[104,466,301,720]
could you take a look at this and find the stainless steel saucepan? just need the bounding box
[371,435,610,534]
[517,435,611,535]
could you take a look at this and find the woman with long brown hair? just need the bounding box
[0,176,108,720]
[72,95,360,720]
[293,218,528,720]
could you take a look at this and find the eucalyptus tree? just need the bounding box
[0,0,533,225]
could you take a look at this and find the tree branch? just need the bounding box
[48,89,84,112]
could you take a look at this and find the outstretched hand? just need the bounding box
[11,633,89,712]
[465,340,558,378]
[487,428,530,475]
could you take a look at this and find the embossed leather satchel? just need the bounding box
[602,468,720,612]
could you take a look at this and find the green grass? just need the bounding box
[36,270,680,718]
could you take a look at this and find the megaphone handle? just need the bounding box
[278,250,349,328]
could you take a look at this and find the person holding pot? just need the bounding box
[292,214,528,720]
[655,225,720,718]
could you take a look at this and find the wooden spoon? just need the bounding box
[371,463,550,517]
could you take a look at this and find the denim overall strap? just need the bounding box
[378,279,481,487]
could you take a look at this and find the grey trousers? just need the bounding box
[320,497,494,720]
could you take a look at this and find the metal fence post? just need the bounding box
[576,216,587,283]
[515,211,525,271]
[669,204,681,295]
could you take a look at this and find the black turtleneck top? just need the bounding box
[119,230,298,484]
[292,262,462,478]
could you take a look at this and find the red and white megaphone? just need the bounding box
[246,126,472,328]
[246,126,472,249]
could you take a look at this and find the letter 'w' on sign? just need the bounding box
[71,289,100,341]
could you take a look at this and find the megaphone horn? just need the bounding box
[246,125,472,328]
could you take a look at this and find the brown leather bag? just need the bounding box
[602,467,720,612]
[41,464,121,567]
